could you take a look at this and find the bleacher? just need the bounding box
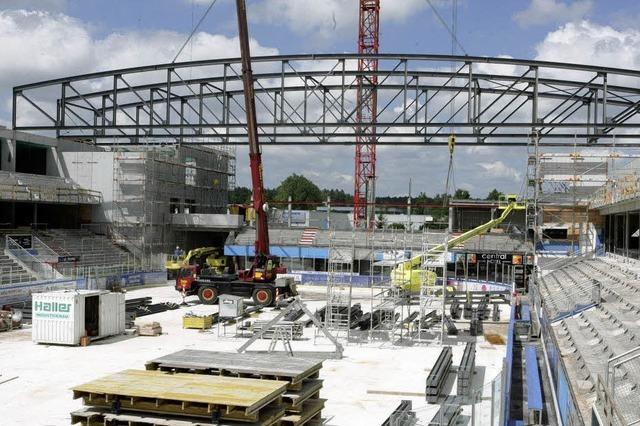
[0,253,37,285]
[0,171,101,204]
[540,255,640,422]
[0,228,39,285]
[37,228,133,272]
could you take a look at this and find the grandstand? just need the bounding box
[0,252,37,285]
[37,228,136,276]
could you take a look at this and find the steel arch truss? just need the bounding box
[12,54,640,147]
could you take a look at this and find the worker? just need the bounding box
[174,246,185,257]
[513,291,522,319]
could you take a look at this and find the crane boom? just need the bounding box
[235,0,269,257]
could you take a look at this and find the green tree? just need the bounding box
[228,186,252,204]
[453,188,471,200]
[388,222,405,230]
[376,214,387,229]
[486,188,503,201]
[321,188,351,204]
[274,174,323,209]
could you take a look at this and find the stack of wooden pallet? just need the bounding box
[145,350,326,425]
[70,350,325,426]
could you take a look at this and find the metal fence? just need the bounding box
[470,370,503,426]
[537,296,585,425]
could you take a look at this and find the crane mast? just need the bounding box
[353,0,380,228]
[235,0,270,258]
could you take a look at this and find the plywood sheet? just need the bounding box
[146,350,322,386]
[73,369,287,415]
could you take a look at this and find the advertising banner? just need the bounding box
[0,278,87,305]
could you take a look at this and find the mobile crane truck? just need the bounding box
[175,0,295,306]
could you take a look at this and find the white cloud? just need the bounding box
[0,10,93,87]
[533,20,640,70]
[0,9,277,124]
[249,0,432,44]
[514,0,592,28]
[479,161,522,182]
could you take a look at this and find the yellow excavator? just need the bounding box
[165,247,227,279]
[391,194,525,292]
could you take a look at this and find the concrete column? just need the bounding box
[625,211,630,257]
[1,138,16,172]
[48,146,65,177]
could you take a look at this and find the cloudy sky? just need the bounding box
[1,0,640,197]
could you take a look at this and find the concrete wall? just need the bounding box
[61,151,114,222]
[0,129,99,177]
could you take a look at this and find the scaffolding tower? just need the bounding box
[324,229,356,339]
[111,143,234,265]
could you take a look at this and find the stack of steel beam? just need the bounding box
[456,342,476,397]
[425,346,453,403]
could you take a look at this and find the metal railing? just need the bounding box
[603,347,640,425]
[0,172,102,204]
[5,236,58,280]
[591,174,640,209]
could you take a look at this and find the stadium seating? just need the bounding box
[541,255,640,421]
[0,253,37,285]
[37,228,134,273]
[0,171,100,204]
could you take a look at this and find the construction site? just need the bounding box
[1,1,640,425]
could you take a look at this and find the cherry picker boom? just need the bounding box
[391,195,525,292]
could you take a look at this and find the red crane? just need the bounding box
[236,0,269,260]
[353,0,380,228]
[174,0,294,307]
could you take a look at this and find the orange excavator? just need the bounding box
[175,0,293,306]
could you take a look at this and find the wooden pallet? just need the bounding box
[283,380,323,413]
[281,399,326,426]
[145,350,323,390]
[70,406,285,426]
[72,369,287,422]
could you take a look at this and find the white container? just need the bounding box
[32,290,125,345]
[219,294,244,318]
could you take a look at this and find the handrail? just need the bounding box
[5,236,58,280]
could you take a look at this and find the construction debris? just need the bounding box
[139,322,162,336]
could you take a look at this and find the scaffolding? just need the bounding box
[111,143,234,264]
[321,227,449,345]
[324,229,355,339]
[414,230,448,344]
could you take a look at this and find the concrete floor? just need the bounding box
[0,283,509,425]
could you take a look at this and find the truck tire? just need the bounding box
[198,286,218,305]
[252,288,274,306]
